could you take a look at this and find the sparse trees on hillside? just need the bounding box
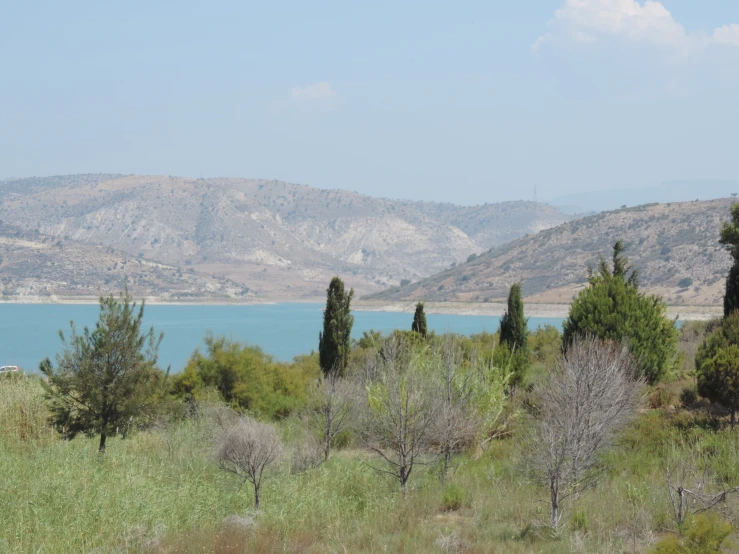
[524,336,644,528]
[319,277,354,377]
[216,418,284,510]
[720,203,739,317]
[40,290,166,453]
[696,312,739,428]
[411,301,428,338]
[563,241,678,384]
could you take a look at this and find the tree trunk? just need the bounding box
[98,431,107,454]
[732,410,736,430]
[442,448,451,485]
[254,484,260,511]
[400,466,409,498]
[550,479,559,528]
[325,430,331,461]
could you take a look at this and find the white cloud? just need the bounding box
[534,0,739,55]
[272,81,339,114]
[290,82,337,102]
[714,24,739,48]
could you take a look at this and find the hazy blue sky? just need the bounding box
[1,1,738,204]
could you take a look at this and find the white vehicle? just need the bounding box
[0,366,20,373]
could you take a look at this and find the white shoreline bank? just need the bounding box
[1,297,723,321]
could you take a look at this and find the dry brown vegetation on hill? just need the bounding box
[368,199,735,307]
[0,222,249,301]
[0,174,567,300]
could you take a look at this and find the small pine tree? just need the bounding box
[40,290,166,453]
[319,277,354,377]
[720,203,739,317]
[563,241,678,384]
[411,302,428,338]
[696,312,739,428]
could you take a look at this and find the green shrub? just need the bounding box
[651,534,685,553]
[652,513,733,553]
[563,241,678,384]
[680,386,698,408]
[569,508,588,534]
[650,389,678,409]
[170,336,320,419]
[528,324,562,368]
[441,483,465,511]
[696,312,739,427]
[683,513,733,552]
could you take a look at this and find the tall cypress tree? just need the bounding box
[319,276,354,376]
[721,203,739,317]
[411,302,428,337]
[499,283,528,354]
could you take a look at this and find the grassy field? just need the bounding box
[2,373,739,553]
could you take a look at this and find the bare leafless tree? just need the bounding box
[666,460,739,526]
[216,417,283,510]
[524,336,645,528]
[432,336,509,483]
[302,366,358,461]
[360,337,439,496]
[435,337,476,482]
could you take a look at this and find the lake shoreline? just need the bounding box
[1,296,723,320]
[353,300,722,320]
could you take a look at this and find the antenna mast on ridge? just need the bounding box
[533,185,538,202]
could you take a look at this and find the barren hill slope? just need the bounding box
[0,222,250,301]
[367,199,735,307]
[0,174,567,299]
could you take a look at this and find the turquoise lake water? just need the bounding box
[0,303,564,372]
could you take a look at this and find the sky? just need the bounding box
[1,0,739,205]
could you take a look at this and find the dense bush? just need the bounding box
[563,241,678,384]
[680,385,698,408]
[170,336,320,419]
[720,203,739,316]
[528,324,562,367]
[696,312,739,428]
[651,513,733,553]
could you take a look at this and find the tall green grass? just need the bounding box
[2,375,739,553]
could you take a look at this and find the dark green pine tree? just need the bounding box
[40,289,167,453]
[411,302,428,338]
[498,283,529,386]
[563,240,678,384]
[499,283,528,355]
[319,276,355,376]
[720,203,739,317]
[696,311,739,428]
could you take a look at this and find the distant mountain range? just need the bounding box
[549,180,739,213]
[366,198,735,307]
[0,174,567,300]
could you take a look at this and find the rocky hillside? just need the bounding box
[0,174,567,299]
[367,199,736,307]
[0,222,250,301]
